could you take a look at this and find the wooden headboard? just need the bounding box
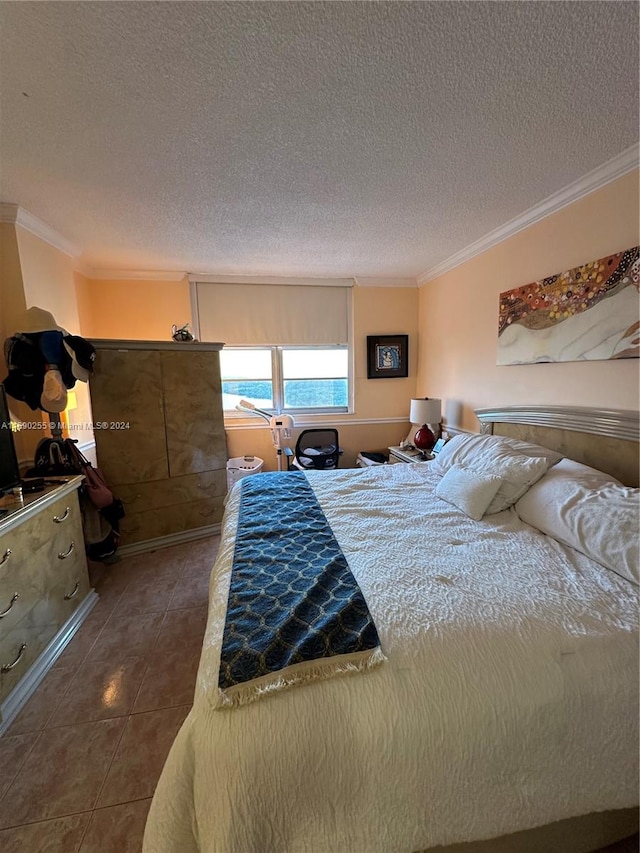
[474,406,640,487]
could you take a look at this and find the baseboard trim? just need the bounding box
[0,590,99,735]
[117,523,222,557]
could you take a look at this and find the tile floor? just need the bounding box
[0,534,219,853]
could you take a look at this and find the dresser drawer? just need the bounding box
[0,492,83,583]
[0,493,84,640]
[0,535,83,640]
[47,569,91,627]
[0,569,90,703]
[0,607,59,702]
[0,493,79,561]
[45,493,85,566]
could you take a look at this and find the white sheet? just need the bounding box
[144,463,639,853]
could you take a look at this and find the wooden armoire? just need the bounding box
[87,340,227,548]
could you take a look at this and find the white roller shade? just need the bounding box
[194,282,351,346]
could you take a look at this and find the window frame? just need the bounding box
[222,344,352,418]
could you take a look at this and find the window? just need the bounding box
[221,346,349,415]
[192,278,352,416]
[220,348,274,410]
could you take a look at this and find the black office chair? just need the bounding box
[290,429,342,470]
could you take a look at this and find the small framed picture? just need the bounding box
[366,335,409,379]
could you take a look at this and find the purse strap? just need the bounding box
[64,438,90,469]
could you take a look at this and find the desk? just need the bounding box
[388,446,434,464]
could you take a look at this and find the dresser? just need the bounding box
[0,476,97,733]
[88,340,228,550]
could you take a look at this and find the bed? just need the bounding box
[143,405,639,853]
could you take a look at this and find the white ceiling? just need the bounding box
[0,1,638,280]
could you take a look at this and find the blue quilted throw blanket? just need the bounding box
[217,471,384,707]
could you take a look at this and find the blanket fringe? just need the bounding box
[216,646,386,709]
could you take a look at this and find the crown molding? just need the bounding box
[418,143,640,286]
[72,257,96,278]
[85,270,353,284]
[47,262,410,287]
[0,203,82,258]
[84,269,187,281]
[188,273,354,287]
[354,277,417,288]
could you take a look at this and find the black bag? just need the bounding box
[27,437,125,562]
[80,493,121,561]
[68,441,125,561]
[26,438,79,478]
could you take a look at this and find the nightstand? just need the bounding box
[388,446,434,464]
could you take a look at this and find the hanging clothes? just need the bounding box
[1,307,95,412]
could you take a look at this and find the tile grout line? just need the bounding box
[89,564,174,813]
[72,553,156,843]
[42,563,135,732]
[0,555,161,838]
[0,540,219,845]
[0,566,128,817]
[0,729,43,812]
[128,590,174,716]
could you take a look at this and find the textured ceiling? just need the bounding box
[0,1,638,279]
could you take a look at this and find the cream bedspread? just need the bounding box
[143,463,639,853]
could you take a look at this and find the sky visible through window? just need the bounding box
[221,348,348,411]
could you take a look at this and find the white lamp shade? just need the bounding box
[409,398,441,425]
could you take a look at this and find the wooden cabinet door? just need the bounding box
[161,351,227,477]
[89,349,169,485]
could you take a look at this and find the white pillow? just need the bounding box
[515,459,639,585]
[435,464,503,520]
[432,435,550,514]
[433,432,563,475]
[534,457,622,486]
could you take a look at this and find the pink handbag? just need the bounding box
[64,439,114,509]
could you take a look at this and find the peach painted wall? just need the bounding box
[76,278,419,468]
[0,223,26,344]
[0,224,30,465]
[352,284,418,419]
[76,277,190,342]
[225,284,419,468]
[73,271,93,336]
[6,227,94,461]
[417,170,640,433]
[16,227,82,333]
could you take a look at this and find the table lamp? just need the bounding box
[408,398,442,452]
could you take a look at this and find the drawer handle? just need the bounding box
[0,549,11,567]
[58,541,75,560]
[64,581,80,601]
[0,592,19,618]
[53,507,70,523]
[1,643,27,673]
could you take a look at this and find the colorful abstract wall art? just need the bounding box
[497,246,639,365]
